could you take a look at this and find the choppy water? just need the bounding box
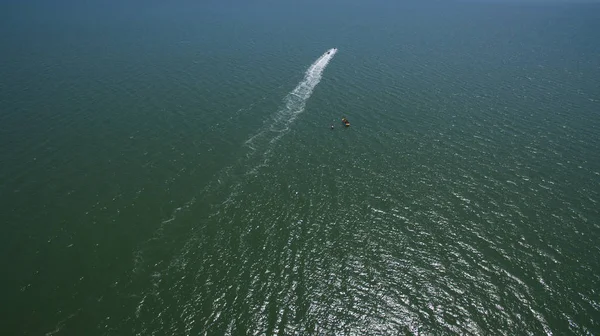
[1,1,599,335]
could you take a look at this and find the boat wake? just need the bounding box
[156,48,338,224]
[129,48,339,272]
[244,48,338,170]
[112,49,340,333]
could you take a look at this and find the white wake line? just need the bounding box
[158,48,337,225]
[127,50,340,327]
[244,48,338,152]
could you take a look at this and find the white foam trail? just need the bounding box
[128,49,338,277]
[118,50,339,333]
[245,48,338,153]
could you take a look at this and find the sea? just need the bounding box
[1,0,599,335]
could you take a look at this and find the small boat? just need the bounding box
[342,117,350,127]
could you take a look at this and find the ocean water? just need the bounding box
[1,1,599,335]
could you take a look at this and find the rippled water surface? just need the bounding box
[1,1,599,335]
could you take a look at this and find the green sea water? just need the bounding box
[1,1,599,335]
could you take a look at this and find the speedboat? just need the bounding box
[342,117,350,127]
